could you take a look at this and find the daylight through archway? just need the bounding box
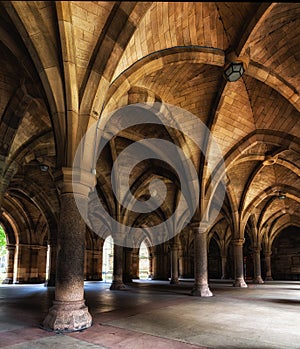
[139,240,150,279]
[0,224,7,283]
[102,235,114,283]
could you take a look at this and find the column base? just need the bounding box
[110,280,126,290]
[2,278,13,284]
[42,300,92,332]
[233,278,248,288]
[253,276,264,284]
[191,284,213,297]
[44,279,56,287]
[123,274,133,283]
[265,276,273,281]
[170,277,179,285]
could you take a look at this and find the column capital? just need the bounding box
[92,251,102,256]
[55,167,96,196]
[190,221,209,233]
[232,238,245,246]
[169,240,178,248]
[31,245,46,250]
[6,244,16,252]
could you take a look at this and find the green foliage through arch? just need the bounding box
[0,225,6,257]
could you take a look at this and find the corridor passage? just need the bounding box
[0,280,299,349]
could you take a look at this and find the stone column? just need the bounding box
[151,251,160,279]
[37,245,47,282]
[85,249,93,280]
[123,247,133,283]
[3,244,16,284]
[191,223,213,296]
[110,243,126,290]
[152,249,168,280]
[264,251,273,281]
[151,251,158,279]
[253,248,264,283]
[233,239,247,287]
[148,252,153,279]
[178,248,183,278]
[16,244,31,283]
[29,245,40,282]
[181,255,191,278]
[42,169,94,332]
[221,255,227,280]
[92,250,102,280]
[170,243,179,285]
[131,248,139,279]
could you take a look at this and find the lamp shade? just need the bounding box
[39,164,49,172]
[224,61,244,82]
[278,193,286,200]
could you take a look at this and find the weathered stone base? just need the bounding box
[191,284,213,297]
[233,278,248,288]
[42,300,92,332]
[170,277,179,285]
[110,280,126,290]
[253,276,264,284]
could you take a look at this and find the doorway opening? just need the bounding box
[102,235,114,283]
[139,240,150,279]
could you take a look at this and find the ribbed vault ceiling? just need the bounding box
[0,1,299,247]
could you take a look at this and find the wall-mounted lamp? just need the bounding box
[39,164,49,172]
[277,191,286,200]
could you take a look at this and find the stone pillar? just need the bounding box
[151,251,159,279]
[16,244,31,283]
[43,169,93,332]
[36,245,47,282]
[110,243,126,290]
[152,250,168,280]
[233,239,247,287]
[92,250,103,281]
[191,223,213,297]
[221,255,227,280]
[264,251,273,281]
[123,247,133,283]
[29,245,40,282]
[2,244,16,284]
[149,252,153,279]
[170,243,179,285]
[253,248,264,283]
[178,249,183,278]
[131,248,139,279]
[181,255,191,278]
[85,249,93,280]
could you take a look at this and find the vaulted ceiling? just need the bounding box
[0,2,299,249]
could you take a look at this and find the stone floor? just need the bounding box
[0,279,300,348]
